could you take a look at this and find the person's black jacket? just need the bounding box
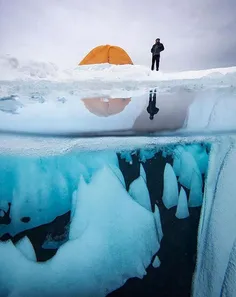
[147,100,159,116]
[151,42,164,56]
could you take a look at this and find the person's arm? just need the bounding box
[151,45,154,53]
[160,43,165,52]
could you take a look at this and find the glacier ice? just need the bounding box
[140,164,147,182]
[152,255,161,268]
[128,176,152,212]
[154,205,163,241]
[221,237,236,297]
[175,187,189,219]
[173,145,185,176]
[1,57,236,296]
[109,164,126,187]
[120,151,133,163]
[185,144,209,174]
[173,144,209,179]
[69,176,91,241]
[0,150,119,236]
[178,150,201,189]
[162,163,178,209]
[192,139,236,297]
[42,234,68,250]
[197,149,209,175]
[15,236,37,262]
[0,164,160,297]
[189,171,203,207]
[70,189,78,221]
[0,140,212,296]
[139,149,157,163]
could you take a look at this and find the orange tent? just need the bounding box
[82,97,131,117]
[79,45,133,65]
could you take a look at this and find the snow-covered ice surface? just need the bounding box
[1,55,236,296]
[0,54,236,137]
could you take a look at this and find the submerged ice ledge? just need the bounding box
[0,143,209,237]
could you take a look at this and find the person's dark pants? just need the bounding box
[151,55,160,71]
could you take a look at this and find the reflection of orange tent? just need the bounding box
[82,98,131,117]
[79,45,133,65]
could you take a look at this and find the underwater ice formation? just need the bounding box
[152,255,161,268]
[140,164,147,182]
[0,151,119,237]
[162,163,179,209]
[0,165,161,297]
[15,236,37,262]
[176,187,190,219]
[128,176,152,212]
[189,171,203,207]
[0,142,209,296]
[178,151,201,189]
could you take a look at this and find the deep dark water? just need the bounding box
[0,144,208,297]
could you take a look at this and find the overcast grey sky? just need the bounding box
[0,0,236,72]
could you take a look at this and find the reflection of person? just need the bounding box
[147,90,159,120]
[151,38,165,71]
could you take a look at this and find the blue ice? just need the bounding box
[178,150,201,189]
[0,165,160,297]
[120,151,133,163]
[0,151,119,236]
[0,143,209,296]
[176,187,189,219]
[162,163,179,209]
[154,205,163,241]
[192,141,236,297]
[109,164,126,187]
[173,145,185,176]
[15,236,37,262]
[221,237,236,297]
[42,237,68,250]
[185,144,209,174]
[152,255,161,268]
[129,176,152,212]
[139,148,157,162]
[173,144,209,179]
[189,171,203,207]
[140,164,147,182]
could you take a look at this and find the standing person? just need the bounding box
[151,38,165,71]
